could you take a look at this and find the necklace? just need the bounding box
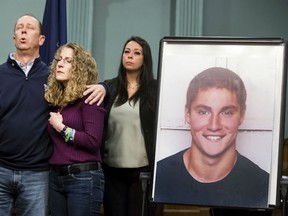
[127,82,139,90]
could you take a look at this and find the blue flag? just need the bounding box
[40,0,67,65]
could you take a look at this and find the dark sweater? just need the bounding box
[155,149,269,208]
[48,96,106,165]
[0,55,53,171]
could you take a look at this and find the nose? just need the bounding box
[127,53,133,59]
[207,114,222,131]
[21,27,27,34]
[57,60,64,67]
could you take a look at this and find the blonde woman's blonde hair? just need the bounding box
[44,42,99,107]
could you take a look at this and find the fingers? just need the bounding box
[88,94,101,105]
[96,95,104,106]
[85,94,95,104]
[83,85,93,96]
[84,85,106,105]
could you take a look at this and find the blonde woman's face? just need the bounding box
[55,47,74,85]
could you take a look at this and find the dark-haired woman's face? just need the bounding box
[122,41,144,73]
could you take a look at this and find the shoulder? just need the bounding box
[104,77,117,87]
[141,79,158,103]
[235,152,269,179]
[0,62,8,72]
[34,58,49,72]
[104,78,120,103]
[80,95,105,109]
[155,149,190,191]
[147,79,158,90]
[157,149,186,169]
[71,97,106,118]
[0,56,16,71]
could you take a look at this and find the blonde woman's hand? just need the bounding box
[48,112,64,132]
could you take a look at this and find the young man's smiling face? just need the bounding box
[185,87,245,158]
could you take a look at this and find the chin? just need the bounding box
[56,78,65,82]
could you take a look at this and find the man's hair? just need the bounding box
[186,67,247,113]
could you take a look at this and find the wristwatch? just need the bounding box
[60,125,68,137]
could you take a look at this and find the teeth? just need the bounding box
[206,136,221,141]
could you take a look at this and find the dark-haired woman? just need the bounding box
[102,36,158,216]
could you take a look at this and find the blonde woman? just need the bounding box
[45,43,105,216]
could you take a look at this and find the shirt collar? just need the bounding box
[10,53,36,67]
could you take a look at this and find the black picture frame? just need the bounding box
[152,37,287,209]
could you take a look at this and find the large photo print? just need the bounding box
[152,37,286,209]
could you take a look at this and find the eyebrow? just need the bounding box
[124,48,142,51]
[15,23,39,32]
[15,23,24,28]
[58,56,73,60]
[194,104,211,110]
[194,104,239,112]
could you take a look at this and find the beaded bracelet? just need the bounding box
[69,129,75,143]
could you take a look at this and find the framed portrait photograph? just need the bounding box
[152,37,287,209]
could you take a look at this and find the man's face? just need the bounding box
[185,87,245,158]
[14,15,45,52]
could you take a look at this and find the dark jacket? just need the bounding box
[103,78,158,167]
[0,55,53,171]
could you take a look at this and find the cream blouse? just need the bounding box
[103,100,149,168]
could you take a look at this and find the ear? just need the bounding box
[184,105,191,125]
[39,35,46,46]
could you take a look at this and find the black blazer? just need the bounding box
[103,78,158,167]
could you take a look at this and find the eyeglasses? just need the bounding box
[54,57,73,64]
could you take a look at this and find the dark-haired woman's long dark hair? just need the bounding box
[114,36,155,110]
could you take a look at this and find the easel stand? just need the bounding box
[281,176,288,216]
[140,172,151,216]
